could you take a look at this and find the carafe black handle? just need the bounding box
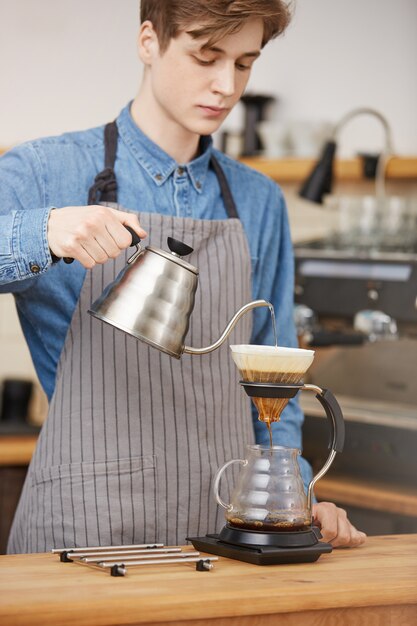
[315,388,345,453]
[61,225,141,264]
[303,384,345,509]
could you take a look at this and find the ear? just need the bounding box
[138,20,160,65]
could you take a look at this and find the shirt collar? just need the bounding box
[116,103,213,194]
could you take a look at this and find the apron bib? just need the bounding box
[8,125,254,553]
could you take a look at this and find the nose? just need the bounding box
[212,61,235,97]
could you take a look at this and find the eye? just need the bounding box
[235,63,251,71]
[193,55,215,66]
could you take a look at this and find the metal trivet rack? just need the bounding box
[52,543,218,576]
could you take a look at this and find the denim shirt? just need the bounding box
[0,103,312,484]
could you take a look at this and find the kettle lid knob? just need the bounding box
[167,237,194,257]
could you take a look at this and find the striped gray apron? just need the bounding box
[8,125,254,553]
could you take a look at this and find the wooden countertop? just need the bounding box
[0,535,416,626]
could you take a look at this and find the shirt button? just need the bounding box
[177,167,185,176]
[155,174,163,181]
[30,264,41,273]
[196,181,202,190]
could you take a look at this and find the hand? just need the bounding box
[312,502,367,548]
[47,205,147,269]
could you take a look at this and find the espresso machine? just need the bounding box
[189,345,346,565]
[293,214,417,489]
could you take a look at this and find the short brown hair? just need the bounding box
[140,0,292,52]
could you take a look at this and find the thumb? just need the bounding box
[111,209,148,239]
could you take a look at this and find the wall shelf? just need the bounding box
[239,156,417,183]
[2,145,416,183]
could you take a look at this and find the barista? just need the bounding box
[0,0,366,553]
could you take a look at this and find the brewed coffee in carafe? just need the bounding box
[230,345,315,445]
[215,444,312,533]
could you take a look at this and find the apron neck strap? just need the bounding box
[209,154,239,219]
[88,121,118,205]
[88,121,239,218]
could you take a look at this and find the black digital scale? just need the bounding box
[188,525,332,566]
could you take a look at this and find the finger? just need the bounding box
[111,209,148,239]
[313,502,367,548]
[94,229,124,259]
[69,245,99,269]
[317,505,366,548]
[332,518,367,549]
[349,527,367,548]
[84,207,138,253]
[330,510,353,548]
[312,502,339,544]
[81,239,109,264]
[105,221,139,251]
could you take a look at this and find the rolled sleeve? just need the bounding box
[0,143,54,286]
[14,206,54,278]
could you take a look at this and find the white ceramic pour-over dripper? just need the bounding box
[230,345,315,422]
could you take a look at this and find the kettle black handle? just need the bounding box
[124,226,141,246]
[61,225,141,264]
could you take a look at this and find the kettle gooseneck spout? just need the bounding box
[183,300,273,356]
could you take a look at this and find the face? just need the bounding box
[139,19,263,139]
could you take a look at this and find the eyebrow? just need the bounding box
[240,51,261,59]
[201,45,261,59]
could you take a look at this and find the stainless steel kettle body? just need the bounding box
[89,237,199,357]
[89,236,271,358]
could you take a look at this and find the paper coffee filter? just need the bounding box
[231,345,315,423]
[230,345,315,383]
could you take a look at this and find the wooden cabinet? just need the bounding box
[0,466,27,553]
[0,435,37,553]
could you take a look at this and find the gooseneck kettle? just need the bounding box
[88,231,270,357]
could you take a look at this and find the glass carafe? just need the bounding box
[214,445,311,532]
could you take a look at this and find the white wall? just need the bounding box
[0,0,416,156]
[0,0,141,143]
[0,0,416,417]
